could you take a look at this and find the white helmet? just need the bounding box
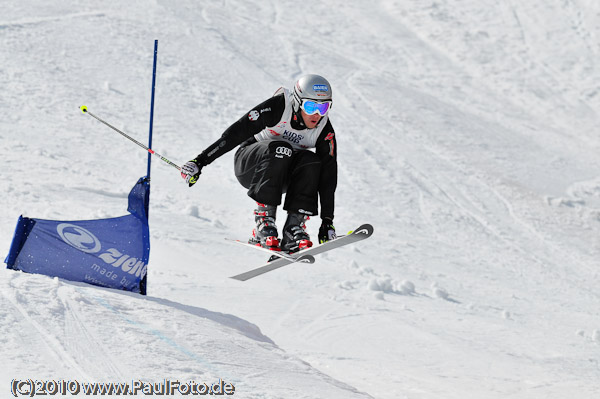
[292,74,332,113]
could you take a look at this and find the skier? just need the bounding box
[181,74,338,253]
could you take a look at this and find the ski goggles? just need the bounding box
[300,99,332,116]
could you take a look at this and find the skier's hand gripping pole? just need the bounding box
[180,159,204,187]
[79,105,182,172]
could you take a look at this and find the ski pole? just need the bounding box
[80,105,181,171]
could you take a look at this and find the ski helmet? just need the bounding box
[292,74,332,113]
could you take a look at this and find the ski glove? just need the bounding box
[181,159,204,187]
[318,218,336,244]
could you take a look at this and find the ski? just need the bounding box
[229,253,316,281]
[224,238,315,263]
[229,224,374,281]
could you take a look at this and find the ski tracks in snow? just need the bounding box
[2,274,96,380]
[57,287,126,380]
[0,12,106,30]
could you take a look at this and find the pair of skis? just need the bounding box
[228,224,374,281]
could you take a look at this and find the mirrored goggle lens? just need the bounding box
[301,100,331,116]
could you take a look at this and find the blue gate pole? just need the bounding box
[144,40,158,220]
[147,39,158,180]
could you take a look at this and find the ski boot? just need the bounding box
[280,212,313,253]
[249,203,281,251]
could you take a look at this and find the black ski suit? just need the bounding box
[194,88,337,220]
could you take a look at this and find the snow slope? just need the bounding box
[1,0,600,398]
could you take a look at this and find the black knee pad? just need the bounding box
[291,150,321,173]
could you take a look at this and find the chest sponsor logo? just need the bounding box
[282,130,304,144]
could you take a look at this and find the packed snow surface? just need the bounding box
[1,1,600,398]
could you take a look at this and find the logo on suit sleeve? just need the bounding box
[248,110,260,121]
[325,132,335,157]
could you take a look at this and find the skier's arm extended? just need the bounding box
[180,94,285,186]
[196,94,285,166]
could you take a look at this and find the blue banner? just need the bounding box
[5,177,150,294]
